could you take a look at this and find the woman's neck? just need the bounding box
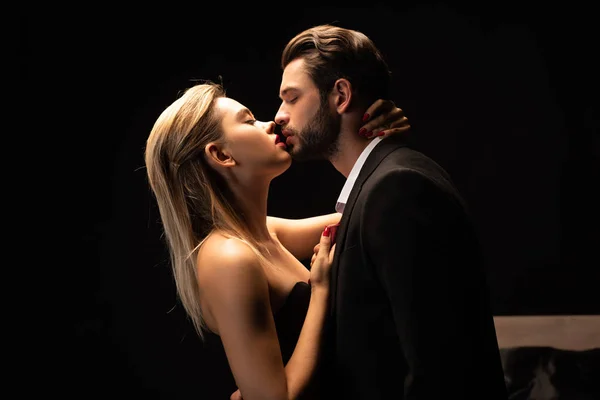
[228,178,273,243]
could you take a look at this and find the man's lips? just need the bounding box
[275,133,288,149]
[274,125,291,149]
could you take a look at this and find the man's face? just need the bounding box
[275,58,340,161]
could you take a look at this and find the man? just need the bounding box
[275,24,508,399]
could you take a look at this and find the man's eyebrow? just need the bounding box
[279,87,299,99]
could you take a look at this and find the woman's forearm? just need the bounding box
[283,286,330,399]
[267,213,342,261]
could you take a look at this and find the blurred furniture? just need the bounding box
[493,315,600,400]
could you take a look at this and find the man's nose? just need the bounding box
[275,104,288,126]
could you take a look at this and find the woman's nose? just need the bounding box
[262,120,276,133]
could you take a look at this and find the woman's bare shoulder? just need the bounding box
[196,232,266,291]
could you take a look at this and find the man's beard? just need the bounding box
[287,103,341,162]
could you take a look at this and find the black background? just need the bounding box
[25,3,598,398]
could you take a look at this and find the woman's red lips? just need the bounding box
[275,133,287,149]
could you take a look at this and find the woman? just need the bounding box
[144,81,409,399]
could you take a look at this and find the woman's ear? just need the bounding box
[204,142,236,168]
[332,78,352,114]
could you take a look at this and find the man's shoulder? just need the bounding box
[379,145,448,179]
[370,145,465,202]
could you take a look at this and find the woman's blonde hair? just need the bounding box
[145,82,272,341]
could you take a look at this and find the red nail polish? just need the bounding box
[323,226,331,236]
[362,113,370,122]
[358,128,367,136]
[378,131,385,136]
[326,223,339,245]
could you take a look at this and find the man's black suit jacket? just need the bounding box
[320,135,508,399]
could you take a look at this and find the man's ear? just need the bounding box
[204,142,236,168]
[331,78,352,114]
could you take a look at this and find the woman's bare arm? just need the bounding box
[267,212,341,260]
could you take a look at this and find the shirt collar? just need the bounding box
[335,136,383,213]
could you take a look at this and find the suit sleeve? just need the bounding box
[362,168,468,398]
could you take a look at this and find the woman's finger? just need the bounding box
[362,99,395,122]
[375,125,411,138]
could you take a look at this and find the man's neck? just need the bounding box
[330,130,370,178]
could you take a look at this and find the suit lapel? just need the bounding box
[329,136,409,315]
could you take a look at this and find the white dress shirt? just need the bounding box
[335,136,384,214]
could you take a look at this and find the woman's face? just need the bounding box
[215,97,292,177]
